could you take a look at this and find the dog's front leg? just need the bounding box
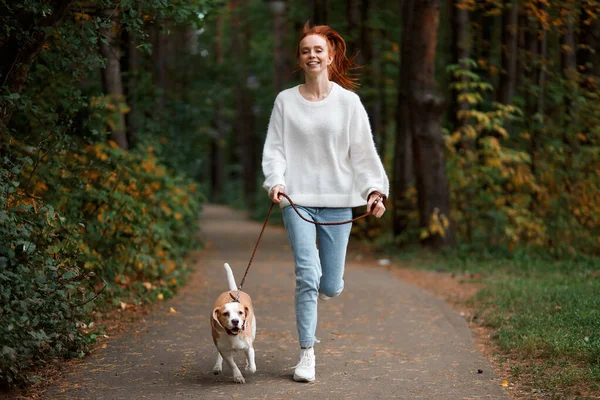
[213,351,223,375]
[222,351,245,383]
[245,346,256,374]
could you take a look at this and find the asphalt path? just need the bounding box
[45,204,507,400]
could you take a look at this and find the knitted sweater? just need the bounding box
[261,82,389,208]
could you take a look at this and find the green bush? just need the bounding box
[0,140,203,388]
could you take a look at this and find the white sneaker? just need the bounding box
[319,293,331,301]
[293,347,316,382]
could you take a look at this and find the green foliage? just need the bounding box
[1,0,212,389]
[0,154,91,388]
[0,138,203,388]
[0,140,201,385]
[445,60,600,256]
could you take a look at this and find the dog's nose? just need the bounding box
[232,319,239,326]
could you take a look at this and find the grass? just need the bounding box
[389,247,600,398]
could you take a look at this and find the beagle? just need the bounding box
[211,263,256,383]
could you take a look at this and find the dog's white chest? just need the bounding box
[218,335,249,352]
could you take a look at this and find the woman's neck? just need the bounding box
[300,76,333,101]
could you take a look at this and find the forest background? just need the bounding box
[1,0,599,398]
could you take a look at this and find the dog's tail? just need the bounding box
[223,263,238,292]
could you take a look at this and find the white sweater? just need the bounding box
[262,82,389,208]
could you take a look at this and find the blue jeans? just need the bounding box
[282,206,352,348]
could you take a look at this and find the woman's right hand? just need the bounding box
[269,184,285,203]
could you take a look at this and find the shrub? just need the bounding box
[0,139,203,388]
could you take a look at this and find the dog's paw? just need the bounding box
[233,374,246,384]
[245,365,256,374]
[212,366,222,375]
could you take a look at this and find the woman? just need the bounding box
[261,23,389,383]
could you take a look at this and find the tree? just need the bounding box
[578,4,600,81]
[393,0,454,247]
[313,0,328,25]
[497,0,519,105]
[123,19,141,148]
[266,0,292,93]
[0,0,75,134]
[99,8,128,149]
[211,12,225,202]
[231,0,258,208]
[448,0,470,131]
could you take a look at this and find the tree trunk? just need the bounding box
[448,0,470,131]
[270,0,291,93]
[497,0,519,105]
[346,0,361,60]
[394,0,454,247]
[231,0,257,208]
[313,0,328,25]
[99,9,128,150]
[392,0,416,237]
[530,12,548,178]
[516,10,527,90]
[473,2,495,84]
[561,6,580,159]
[211,13,225,202]
[371,1,386,157]
[151,22,169,109]
[123,23,140,148]
[578,6,600,81]
[0,0,74,136]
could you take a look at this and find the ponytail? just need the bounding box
[295,21,360,91]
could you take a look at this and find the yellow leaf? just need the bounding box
[157,293,164,300]
[169,307,177,313]
[501,380,509,387]
[120,301,128,310]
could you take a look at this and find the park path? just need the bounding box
[46,204,507,400]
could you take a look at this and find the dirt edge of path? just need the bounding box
[352,246,597,400]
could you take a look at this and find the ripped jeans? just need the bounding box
[282,205,352,348]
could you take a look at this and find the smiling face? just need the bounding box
[213,302,248,335]
[298,34,333,77]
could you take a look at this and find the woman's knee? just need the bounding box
[319,280,344,297]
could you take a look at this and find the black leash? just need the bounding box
[229,193,383,302]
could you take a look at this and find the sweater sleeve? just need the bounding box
[349,95,390,200]
[262,95,287,192]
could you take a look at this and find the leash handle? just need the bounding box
[234,193,379,300]
[279,193,374,226]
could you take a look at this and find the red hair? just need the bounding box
[295,22,360,91]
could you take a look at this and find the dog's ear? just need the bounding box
[244,306,250,317]
[212,307,225,330]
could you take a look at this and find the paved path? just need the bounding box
[47,205,507,399]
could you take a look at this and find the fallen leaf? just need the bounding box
[169,307,177,313]
[157,293,164,300]
[120,301,128,310]
[501,380,509,387]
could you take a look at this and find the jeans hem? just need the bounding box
[299,340,314,348]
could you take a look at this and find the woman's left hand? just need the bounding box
[367,192,386,218]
